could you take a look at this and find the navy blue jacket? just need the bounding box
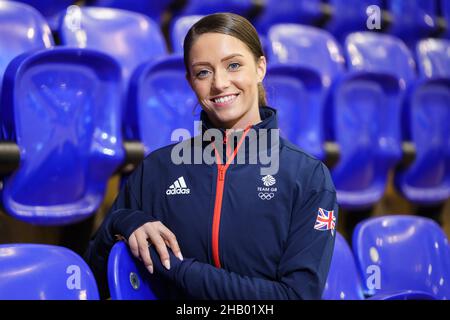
[84,106,338,300]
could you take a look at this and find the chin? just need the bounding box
[213,109,243,126]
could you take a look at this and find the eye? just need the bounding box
[228,62,241,71]
[196,69,211,79]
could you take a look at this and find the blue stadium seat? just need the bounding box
[253,0,323,35]
[14,0,75,30]
[265,24,345,160]
[89,0,173,22]
[180,0,253,16]
[0,48,125,225]
[387,0,439,47]
[331,32,415,209]
[325,0,383,41]
[353,215,450,299]
[395,38,450,204]
[108,241,157,300]
[59,7,167,85]
[322,232,366,300]
[170,15,204,54]
[0,244,99,299]
[415,38,450,79]
[127,55,199,153]
[0,1,53,94]
[322,232,433,300]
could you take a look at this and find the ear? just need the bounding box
[256,56,267,83]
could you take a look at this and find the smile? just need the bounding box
[211,94,239,106]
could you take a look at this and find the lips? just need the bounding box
[210,93,239,107]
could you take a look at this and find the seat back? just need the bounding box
[264,66,326,159]
[265,25,344,158]
[127,56,199,153]
[0,1,53,91]
[352,215,450,299]
[387,0,438,46]
[170,15,204,54]
[345,32,416,85]
[331,33,415,208]
[416,38,450,79]
[0,48,124,225]
[325,0,383,41]
[108,241,157,300]
[0,244,99,300]
[268,24,345,84]
[254,0,323,34]
[322,232,365,300]
[59,7,167,83]
[395,39,450,204]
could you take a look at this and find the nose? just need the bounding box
[211,68,230,92]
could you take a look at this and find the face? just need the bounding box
[187,32,266,129]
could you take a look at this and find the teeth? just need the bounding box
[214,95,236,104]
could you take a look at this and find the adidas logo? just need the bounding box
[166,176,190,195]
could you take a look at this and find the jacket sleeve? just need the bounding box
[84,163,157,299]
[150,162,338,300]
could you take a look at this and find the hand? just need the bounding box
[127,221,183,274]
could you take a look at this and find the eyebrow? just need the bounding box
[191,53,244,68]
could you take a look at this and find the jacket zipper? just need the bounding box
[211,127,251,268]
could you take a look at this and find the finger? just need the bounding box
[149,234,171,270]
[135,231,153,274]
[160,226,183,261]
[128,233,140,260]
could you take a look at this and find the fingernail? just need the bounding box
[177,253,184,261]
[163,259,171,270]
[147,265,153,274]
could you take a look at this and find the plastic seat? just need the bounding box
[59,7,167,85]
[127,55,199,154]
[322,232,366,300]
[0,48,125,225]
[331,32,415,209]
[180,0,253,16]
[325,0,383,41]
[253,0,323,35]
[0,1,53,93]
[14,0,75,30]
[108,241,157,300]
[89,0,173,22]
[322,232,434,300]
[170,15,204,54]
[0,244,99,300]
[352,215,450,299]
[394,39,450,204]
[265,24,345,160]
[387,0,439,47]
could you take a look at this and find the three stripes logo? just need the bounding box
[166,176,190,195]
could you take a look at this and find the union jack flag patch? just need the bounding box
[314,208,336,235]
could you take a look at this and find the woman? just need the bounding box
[85,13,338,300]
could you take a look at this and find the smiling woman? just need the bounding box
[183,13,267,130]
[84,13,339,300]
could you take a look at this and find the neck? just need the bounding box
[212,105,262,130]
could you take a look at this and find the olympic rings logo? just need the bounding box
[258,192,275,200]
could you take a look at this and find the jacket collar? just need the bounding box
[199,106,280,164]
[200,106,279,133]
